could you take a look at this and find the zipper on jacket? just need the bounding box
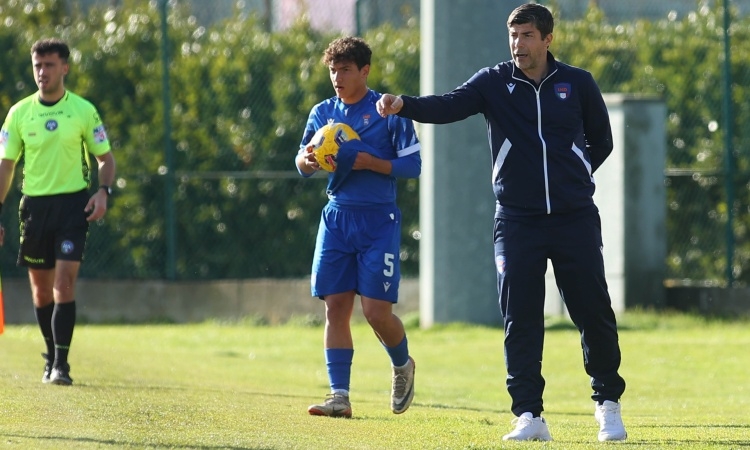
[535,89,551,214]
[512,67,557,214]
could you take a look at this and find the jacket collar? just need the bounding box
[511,52,559,85]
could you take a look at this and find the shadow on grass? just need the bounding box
[0,433,270,450]
[639,424,750,429]
[73,382,317,402]
[419,402,505,415]
[629,439,750,447]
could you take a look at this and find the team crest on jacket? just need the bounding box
[554,83,571,100]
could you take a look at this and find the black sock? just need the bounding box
[34,303,55,359]
[52,301,76,367]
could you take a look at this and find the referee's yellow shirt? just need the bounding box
[0,90,112,196]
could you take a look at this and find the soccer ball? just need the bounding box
[310,122,360,172]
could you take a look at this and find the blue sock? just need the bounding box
[325,348,354,393]
[384,335,409,367]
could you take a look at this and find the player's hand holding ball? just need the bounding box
[300,145,320,171]
[310,122,360,172]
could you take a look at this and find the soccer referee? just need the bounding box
[0,38,116,386]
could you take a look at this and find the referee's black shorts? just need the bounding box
[18,190,90,269]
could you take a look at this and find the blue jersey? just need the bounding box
[300,90,420,206]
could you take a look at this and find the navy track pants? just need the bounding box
[494,211,626,416]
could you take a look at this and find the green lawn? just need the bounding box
[1,312,749,449]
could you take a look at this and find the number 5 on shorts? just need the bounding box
[383,253,395,277]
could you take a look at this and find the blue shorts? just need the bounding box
[311,202,401,302]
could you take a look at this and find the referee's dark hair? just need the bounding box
[31,38,70,63]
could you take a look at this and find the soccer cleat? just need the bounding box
[502,412,553,441]
[308,393,352,418]
[391,357,415,414]
[595,400,627,441]
[49,363,73,386]
[41,353,52,384]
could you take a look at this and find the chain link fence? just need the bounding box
[0,0,748,288]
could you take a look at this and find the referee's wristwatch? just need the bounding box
[99,185,113,196]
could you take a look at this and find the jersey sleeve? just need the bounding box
[299,104,329,149]
[0,107,24,161]
[84,105,112,156]
[389,115,420,157]
[296,104,331,178]
[388,115,421,179]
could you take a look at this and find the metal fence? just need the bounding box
[0,0,748,287]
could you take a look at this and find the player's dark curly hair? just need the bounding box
[507,3,554,38]
[31,38,70,62]
[322,36,371,69]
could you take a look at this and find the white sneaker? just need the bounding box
[595,400,627,441]
[502,412,553,441]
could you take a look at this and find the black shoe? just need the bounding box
[50,363,73,386]
[41,353,52,384]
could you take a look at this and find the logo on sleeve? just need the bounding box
[93,125,108,144]
[506,83,516,94]
[45,120,58,131]
[554,83,571,100]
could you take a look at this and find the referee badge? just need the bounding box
[61,240,75,255]
[45,120,58,131]
[93,125,108,144]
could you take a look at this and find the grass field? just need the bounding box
[1,311,749,449]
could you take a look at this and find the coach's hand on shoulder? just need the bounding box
[376,94,403,117]
[85,189,109,222]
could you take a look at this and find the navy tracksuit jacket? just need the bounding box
[398,52,626,416]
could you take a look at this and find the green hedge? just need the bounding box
[0,0,747,284]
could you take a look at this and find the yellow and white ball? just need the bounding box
[310,122,360,172]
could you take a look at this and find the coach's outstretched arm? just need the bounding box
[377,87,482,124]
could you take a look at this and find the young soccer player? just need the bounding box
[295,36,421,418]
